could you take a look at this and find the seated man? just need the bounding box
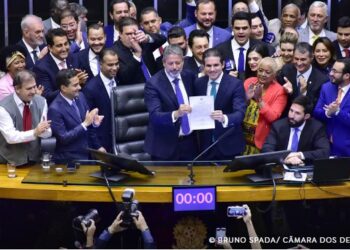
[48,69,103,163]
[262,95,330,165]
[0,70,52,165]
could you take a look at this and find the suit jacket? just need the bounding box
[48,92,97,163]
[184,56,201,76]
[184,24,232,48]
[215,39,275,80]
[277,63,329,112]
[33,53,76,104]
[43,18,53,34]
[104,24,115,48]
[262,117,330,163]
[113,33,166,85]
[333,40,346,59]
[69,32,89,54]
[313,81,350,156]
[298,26,337,44]
[194,73,247,158]
[16,39,46,71]
[82,74,114,152]
[144,69,196,159]
[73,48,95,82]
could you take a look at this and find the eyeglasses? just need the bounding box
[61,22,77,30]
[330,68,343,74]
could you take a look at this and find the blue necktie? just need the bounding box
[31,50,39,63]
[72,99,81,121]
[141,58,151,81]
[173,78,190,135]
[238,47,245,72]
[291,128,300,152]
[210,81,217,99]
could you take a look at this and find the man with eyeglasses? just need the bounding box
[314,58,350,156]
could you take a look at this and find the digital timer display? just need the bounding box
[173,186,216,211]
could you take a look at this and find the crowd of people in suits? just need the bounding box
[0,0,350,167]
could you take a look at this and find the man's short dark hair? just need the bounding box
[188,29,209,48]
[231,11,251,27]
[99,48,118,63]
[294,42,313,58]
[337,16,350,29]
[59,8,79,23]
[13,70,36,88]
[46,28,68,46]
[109,0,130,14]
[56,69,78,89]
[292,95,313,115]
[167,26,186,41]
[87,23,105,37]
[139,7,158,22]
[118,17,139,33]
[203,48,224,64]
[196,0,216,11]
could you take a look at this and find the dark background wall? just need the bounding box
[0,0,346,48]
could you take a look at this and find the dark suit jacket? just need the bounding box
[194,73,247,158]
[184,24,232,47]
[16,39,45,71]
[104,24,115,48]
[262,118,330,163]
[333,40,345,59]
[277,63,329,112]
[215,39,275,80]
[184,56,200,76]
[113,33,166,85]
[73,48,95,82]
[144,69,196,159]
[48,92,97,163]
[33,53,76,104]
[82,74,114,152]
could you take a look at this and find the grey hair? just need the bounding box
[162,44,184,62]
[13,70,36,87]
[309,1,328,16]
[282,3,301,18]
[21,14,42,30]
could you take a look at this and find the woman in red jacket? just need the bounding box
[243,57,287,154]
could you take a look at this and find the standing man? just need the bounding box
[184,0,231,48]
[194,48,246,160]
[105,0,130,48]
[74,23,107,81]
[83,48,119,153]
[333,16,350,59]
[113,17,165,85]
[0,70,52,165]
[48,69,104,163]
[314,59,350,156]
[17,14,47,70]
[262,95,329,165]
[144,45,197,160]
[43,0,69,34]
[139,7,170,37]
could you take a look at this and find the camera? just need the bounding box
[227,206,246,217]
[120,188,139,228]
[72,209,100,232]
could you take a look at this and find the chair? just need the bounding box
[111,83,151,160]
[40,136,56,154]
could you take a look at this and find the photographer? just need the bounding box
[82,211,155,249]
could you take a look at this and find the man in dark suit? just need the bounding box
[314,58,350,157]
[184,0,231,48]
[74,23,106,82]
[277,42,329,112]
[216,11,274,81]
[17,14,47,71]
[113,17,166,85]
[262,95,330,165]
[194,48,246,160]
[83,48,119,153]
[48,69,104,163]
[333,16,350,59]
[33,28,80,104]
[43,0,69,34]
[144,45,197,160]
[184,29,209,77]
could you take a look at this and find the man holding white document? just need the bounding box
[193,48,246,160]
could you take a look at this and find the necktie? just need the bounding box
[23,103,32,131]
[59,61,66,70]
[210,81,218,99]
[173,78,190,135]
[31,50,39,63]
[238,47,245,72]
[296,74,303,96]
[72,99,81,120]
[141,58,151,81]
[291,127,300,152]
[336,87,343,104]
[96,56,100,74]
[108,80,116,97]
[344,48,350,58]
[311,35,319,45]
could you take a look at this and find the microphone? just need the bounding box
[187,124,236,184]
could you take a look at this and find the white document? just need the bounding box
[188,96,215,130]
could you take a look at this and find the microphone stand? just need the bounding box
[187,125,236,185]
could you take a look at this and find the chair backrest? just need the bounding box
[112,83,151,160]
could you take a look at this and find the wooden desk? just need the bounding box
[1,164,349,203]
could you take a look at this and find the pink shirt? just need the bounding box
[0,73,15,101]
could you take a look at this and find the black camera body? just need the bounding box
[72,209,100,232]
[120,189,139,228]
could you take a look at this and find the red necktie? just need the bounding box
[344,48,350,58]
[23,103,32,131]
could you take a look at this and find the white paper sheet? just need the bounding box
[188,96,215,130]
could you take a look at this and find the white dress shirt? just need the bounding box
[50,52,67,69]
[231,38,250,71]
[100,72,116,98]
[22,38,40,64]
[89,49,100,76]
[0,93,51,144]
